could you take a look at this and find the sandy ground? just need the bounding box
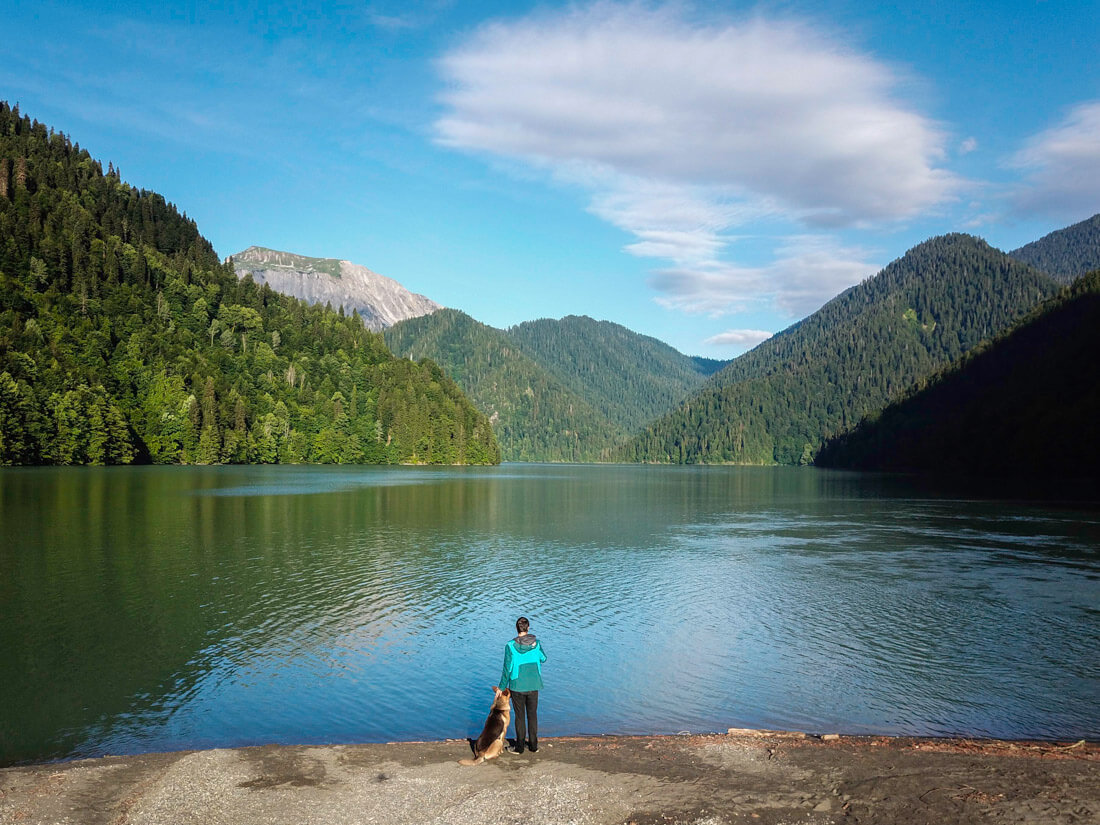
[0,731,1096,825]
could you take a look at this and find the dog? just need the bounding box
[458,686,511,765]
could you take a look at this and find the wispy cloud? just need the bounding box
[363,0,453,31]
[585,175,768,265]
[366,11,419,29]
[704,329,773,349]
[649,235,879,318]
[435,2,955,323]
[19,14,421,174]
[1009,100,1100,219]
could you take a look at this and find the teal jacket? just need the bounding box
[498,634,546,692]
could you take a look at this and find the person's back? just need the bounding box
[498,616,546,753]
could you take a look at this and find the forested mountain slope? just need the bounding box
[0,102,499,465]
[507,315,723,435]
[815,268,1100,478]
[1009,213,1100,285]
[622,234,1062,465]
[384,309,623,461]
[385,310,724,461]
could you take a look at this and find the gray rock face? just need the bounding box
[230,246,441,330]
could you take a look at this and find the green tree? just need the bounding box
[0,371,40,464]
[0,100,500,467]
[142,372,186,463]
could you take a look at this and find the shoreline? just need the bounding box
[2,730,1095,824]
[6,726,1094,772]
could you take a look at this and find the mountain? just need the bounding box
[384,311,722,461]
[507,315,723,434]
[230,246,441,330]
[1009,213,1100,285]
[815,267,1100,478]
[622,234,1062,465]
[384,310,625,461]
[0,102,499,466]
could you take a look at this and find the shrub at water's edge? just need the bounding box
[0,102,500,466]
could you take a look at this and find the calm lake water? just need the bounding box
[1,464,1097,766]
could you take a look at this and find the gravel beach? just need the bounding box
[1,731,1095,825]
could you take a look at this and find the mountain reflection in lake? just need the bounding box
[1,464,1097,765]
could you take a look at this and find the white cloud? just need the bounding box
[650,236,880,318]
[437,5,955,220]
[704,329,774,349]
[959,137,978,155]
[435,2,955,321]
[1010,101,1100,219]
[584,175,767,264]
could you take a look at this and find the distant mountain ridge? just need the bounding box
[508,315,724,434]
[385,310,724,461]
[230,246,440,330]
[1009,213,1100,285]
[622,234,1063,465]
[385,309,620,461]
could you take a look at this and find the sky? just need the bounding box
[4,0,1098,356]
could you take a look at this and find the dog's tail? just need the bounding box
[457,754,485,766]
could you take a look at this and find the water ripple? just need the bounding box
[2,465,1098,766]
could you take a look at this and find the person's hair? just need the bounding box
[516,616,529,634]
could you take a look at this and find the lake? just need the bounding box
[1,464,1097,766]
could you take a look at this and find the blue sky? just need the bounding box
[4,0,1098,356]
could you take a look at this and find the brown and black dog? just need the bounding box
[459,686,511,765]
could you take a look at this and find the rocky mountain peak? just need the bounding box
[230,247,441,331]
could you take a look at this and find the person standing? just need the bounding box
[498,616,546,753]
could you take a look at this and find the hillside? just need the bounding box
[815,268,1100,478]
[231,245,440,330]
[1009,213,1100,285]
[384,309,625,461]
[622,234,1062,465]
[0,102,499,466]
[385,311,723,461]
[507,315,725,435]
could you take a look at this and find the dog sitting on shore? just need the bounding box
[459,686,511,765]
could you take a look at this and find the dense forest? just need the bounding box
[385,310,724,461]
[1009,213,1100,285]
[815,267,1100,478]
[0,102,500,466]
[621,234,1062,465]
[384,309,624,461]
[508,315,725,434]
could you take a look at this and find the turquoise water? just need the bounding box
[1,464,1097,765]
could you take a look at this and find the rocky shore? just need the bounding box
[1,730,1095,825]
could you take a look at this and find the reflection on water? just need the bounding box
[0,465,1097,765]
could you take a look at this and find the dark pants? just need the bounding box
[510,690,538,750]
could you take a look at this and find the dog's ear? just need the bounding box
[491,686,500,694]
[502,688,510,697]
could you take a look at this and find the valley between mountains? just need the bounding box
[232,218,1100,474]
[2,101,1098,477]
